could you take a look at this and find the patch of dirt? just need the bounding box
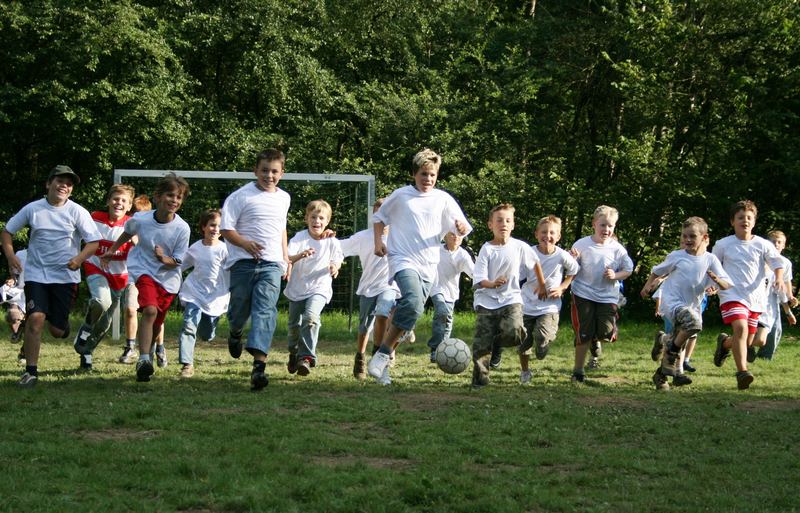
[80,429,161,442]
[591,375,635,386]
[311,455,414,470]
[736,399,800,412]
[574,395,648,409]
[395,391,483,412]
[202,407,248,415]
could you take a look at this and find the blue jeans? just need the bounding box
[287,294,327,361]
[358,290,396,335]
[427,293,454,350]
[178,302,220,365]
[227,260,282,356]
[392,269,432,331]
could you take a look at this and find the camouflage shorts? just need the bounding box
[472,304,526,357]
[520,312,559,355]
[670,305,702,335]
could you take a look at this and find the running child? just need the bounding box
[1,165,101,387]
[753,230,797,360]
[471,204,546,388]
[367,148,472,385]
[519,215,579,384]
[221,148,291,391]
[176,209,229,378]
[102,173,191,382]
[569,205,633,383]
[284,200,344,376]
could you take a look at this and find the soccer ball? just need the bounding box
[435,338,471,375]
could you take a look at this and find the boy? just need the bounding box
[641,217,731,390]
[2,273,25,342]
[519,215,579,384]
[73,184,135,371]
[471,204,546,388]
[339,198,400,380]
[284,200,344,376]
[427,231,474,363]
[102,174,190,382]
[221,148,291,391]
[1,165,101,387]
[367,149,472,385]
[569,205,633,383]
[712,200,785,389]
[754,230,797,360]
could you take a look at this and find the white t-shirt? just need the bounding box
[4,198,101,284]
[339,228,399,298]
[712,235,783,311]
[522,246,579,316]
[179,241,230,317]
[3,249,26,312]
[570,236,634,304]
[473,238,540,309]
[283,230,344,303]
[373,185,472,283]
[651,250,729,318]
[430,245,474,303]
[125,211,191,294]
[221,182,290,271]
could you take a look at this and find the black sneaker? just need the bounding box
[287,352,298,374]
[683,359,696,373]
[571,371,585,384]
[429,349,436,364]
[587,356,600,370]
[156,345,168,368]
[228,332,244,359]
[672,373,692,387]
[471,358,490,388]
[489,345,502,369]
[250,369,269,391]
[590,340,602,358]
[297,357,312,377]
[714,333,730,367]
[746,346,756,363]
[136,359,154,382]
[652,368,669,391]
[736,370,754,390]
[535,341,549,360]
[118,346,138,364]
[18,371,37,388]
[651,331,666,361]
[78,354,93,372]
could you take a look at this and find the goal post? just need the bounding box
[110,169,376,340]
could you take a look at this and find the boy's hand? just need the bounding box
[298,247,316,259]
[773,278,787,296]
[705,286,719,296]
[547,286,563,299]
[242,239,265,259]
[329,262,340,279]
[790,296,798,308]
[492,276,507,289]
[6,255,22,275]
[153,244,166,263]
[639,286,650,299]
[283,260,292,281]
[319,229,337,239]
[569,248,580,260]
[603,268,616,280]
[454,219,468,236]
[67,257,82,271]
[788,312,797,326]
[374,242,387,257]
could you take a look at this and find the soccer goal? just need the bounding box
[110,169,376,339]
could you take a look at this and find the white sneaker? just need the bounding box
[367,351,391,379]
[397,330,416,344]
[377,365,392,386]
[520,370,532,384]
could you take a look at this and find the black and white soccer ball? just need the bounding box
[435,338,471,375]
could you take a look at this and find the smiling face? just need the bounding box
[731,209,756,240]
[254,158,284,192]
[154,188,184,218]
[413,163,438,193]
[536,221,561,253]
[202,214,222,243]
[45,176,74,206]
[681,225,708,255]
[444,231,463,251]
[771,234,786,254]
[107,192,133,222]
[307,209,330,239]
[592,215,616,244]
[488,208,515,243]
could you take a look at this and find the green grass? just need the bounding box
[1,312,799,513]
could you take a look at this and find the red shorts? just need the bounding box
[720,302,760,334]
[135,275,176,334]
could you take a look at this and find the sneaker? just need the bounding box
[397,330,416,344]
[489,346,502,369]
[156,345,168,368]
[651,331,666,361]
[78,354,93,372]
[377,365,392,386]
[590,340,602,358]
[250,368,269,391]
[652,368,669,391]
[672,373,692,387]
[571,371,585,384]
[367,351,391,380]
[72,323,94,355]
[18,372,37,388]
[714,333,730,367]
[180,364,194,378]
[661,348,680,377]
[297,357,312,376]
[10,329,20,343]
[118,346,138,364]
[520,369,532,385]
[736,370,754,390]
[429,349,436,364]
[136,359,154,382]
[389,350,396,368]
[228,332,244,359]
[287,353,298,374]
[535,341,549,360]
[353,352,366,379]
[471,363,490,389]
[683,359,696,373]
[746,345,757,363]
[587,356,600,370]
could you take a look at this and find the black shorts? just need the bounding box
[570,295,618,345]
[24,281,77,332]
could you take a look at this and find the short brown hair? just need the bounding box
[489,203,515,219]
[256,148,286,169]
[105,184,135,203]
[682,216,708,235]
[154,172,190,199]
[199,208,221,231]
[729,200,757,221]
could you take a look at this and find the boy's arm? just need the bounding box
[373,221,387,257]
[533,262,547,299]
[772,268,786,295]
[68,241,100,271]
[153,245,181,269]
[706,270,732,291]
[282,229,291,280]
[1,231,21,275]
[781,302,797,325]
[221,229,264,259]
[640,273,662,298]
[289,247,315,264]
[101,232,134,269]
[549,274,575,299]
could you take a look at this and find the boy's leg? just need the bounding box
[757,318,782,360]
[178,302,203,366]
[589,302,618,367]
[197,313,218,342]
[119,284,139,363]
[570,296,596,379]
[296,294,326,374]
[427,293,454,360]
[519,314,536,383]
[226,260,255,358]
[85,274,120,343]
[471,307,498,387]
[286,299,303,373]
[22,312,46,368]
[247,262,282,391]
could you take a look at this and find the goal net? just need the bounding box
[110,169,375,338]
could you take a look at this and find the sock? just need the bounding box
[140,353,152,363]
[371,345,379,355]
[25,365,37,377]
[253,360,266,373]
[126,339,135,348]
[83,354,93,365]
[377,345,392,355]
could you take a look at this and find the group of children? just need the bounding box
[2,153,796,392]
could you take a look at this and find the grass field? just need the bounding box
[2,311,799,513]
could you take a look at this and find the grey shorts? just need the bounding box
[520,313,559,355]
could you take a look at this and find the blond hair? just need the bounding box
[412,148,441,173]
[306,199,332,219]
[767,230,786,242]
[537,215,562,231]
[593,205,619,221]
[682,216,708,235]
[489,203,515,219]
[106,184,135,203]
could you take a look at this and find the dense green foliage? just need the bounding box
[2,0,799,312]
